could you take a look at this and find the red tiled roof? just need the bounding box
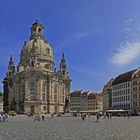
[70,90,82,97]
[88,94,96,99]
[81,91,88,97]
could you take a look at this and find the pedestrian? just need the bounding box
[103,112,106,118]
[99,112,103,122]
[81,113,86,121]
[51,113,54,119]
[123,112,126,118]
[37,114,41,121]
[88,113,91,118]
[5,113,8,122]
[42,114,45,121]
[96,112,100,122]
[34,114,37,121]
[127,112,130,118]
[0,113,1,122]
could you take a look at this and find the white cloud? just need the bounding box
[110,42,140,66]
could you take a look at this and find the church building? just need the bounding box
[3,19,71,114]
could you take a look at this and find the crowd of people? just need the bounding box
[33,113,54,121]
[79,111,131,122]
[1,111,131,123]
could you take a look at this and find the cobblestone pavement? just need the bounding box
[0,115,140,140]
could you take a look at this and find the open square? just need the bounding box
[0,116,139,140]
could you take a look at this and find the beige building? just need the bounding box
[96,94,103,112]
[87,93,97,113]
[80,91,88,111]
[132,68,140,115]
[3,19,71,114]
[70,90,103,113]
[70,90,81,112]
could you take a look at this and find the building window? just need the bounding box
[42,93,45,101]
[42,82,46,92]
[133,87,137,91]
[31,61,34,67]
[54,84,57,93]
[43,106,46,111]
[46,48,50,55]
[30,79,36,100]
[22,83,25,92]
[128,96,130,100]
[38,28,42,36]
[54,94,57,102]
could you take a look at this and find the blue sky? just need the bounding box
[1,0,140,92]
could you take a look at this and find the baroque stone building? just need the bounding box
[3,19,71,114]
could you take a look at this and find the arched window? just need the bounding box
[46,48,50,55]
[30,79,36,100]
[42,82,46,92]
[21,83,25,101]
[43,106,47,111]
[54,84,57,93]
[42,82,46,101]
[63,87,65,103]
[42,93,45,101]
[30,80,35,92]
[22,83,25,92]
[31,61,34,67]
[63,70,65,75]
[54,94,57,102]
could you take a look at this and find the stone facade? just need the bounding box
[3,19,71,114]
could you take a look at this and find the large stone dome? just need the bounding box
[20,39,54,66]
[19,19,54,70]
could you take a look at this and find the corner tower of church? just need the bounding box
[3,19,71,114]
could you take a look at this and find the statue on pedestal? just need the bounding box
[64,97,70,113]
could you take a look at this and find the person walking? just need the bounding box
[42,114,45,121]
[96,112,100,122]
